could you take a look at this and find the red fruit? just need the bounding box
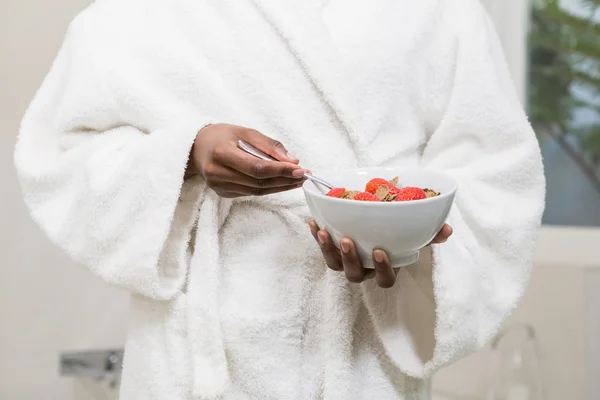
[396,187,427,201]
[388,185,401,197]
[354,192,380,201]
[326,187,346,198]
[365,178,392,194]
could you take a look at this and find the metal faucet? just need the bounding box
[59,349,124,389]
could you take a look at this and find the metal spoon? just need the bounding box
[237,139,334,191]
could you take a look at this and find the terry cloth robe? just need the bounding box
[14,0,545,399]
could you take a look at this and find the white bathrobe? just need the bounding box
[14,0,545,399]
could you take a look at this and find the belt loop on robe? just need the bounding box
[323,272,361,400]
[186,191,230,399]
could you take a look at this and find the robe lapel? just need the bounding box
[249,0,375,166]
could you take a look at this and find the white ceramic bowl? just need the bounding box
[303,167,458,268]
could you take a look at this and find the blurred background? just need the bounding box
[1,0,599,399]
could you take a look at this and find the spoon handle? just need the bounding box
[237,139,277,161]
[304,174,333,190]
[237,140,333,190]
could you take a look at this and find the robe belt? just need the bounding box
[185,192,358,399]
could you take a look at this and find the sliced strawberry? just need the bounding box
[354,192,380,201]
[388,185,401,197]
[365,178,392,194]
[326,187,346,198]
[396,187,427,201]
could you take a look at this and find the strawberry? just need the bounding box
[354,192,380,201]
[365,178,392,194]
[396,187,427,201]
[388,185,401,197]
[326,187,346,198]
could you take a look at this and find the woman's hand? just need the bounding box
[309,221,453,288]
[187,124,307,198]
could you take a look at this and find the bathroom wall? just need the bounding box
[0,1,129,399]
[480,0,530,103]
[432,227,600,400]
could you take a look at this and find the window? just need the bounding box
[528,0,600,226]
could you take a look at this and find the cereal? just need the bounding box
[374,185,391,200]
[423,188,440,198]
[342,190,361,200]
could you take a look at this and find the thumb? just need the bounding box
[239,128,299,164]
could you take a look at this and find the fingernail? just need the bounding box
[341,241,350,254]
[286,152,299,162]
[317,231,327,245]
[374,251,384,263]
[292,169,305,178]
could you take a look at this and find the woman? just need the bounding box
[14,0,545,399]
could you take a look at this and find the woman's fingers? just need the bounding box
[340,238,374,283]
[308,221,397,287]
[209,164,305,189]
[309,221,344,271]
[202,159,306,196]
[217,182,304,198]
[214,144,305,179]
[237,128,299,164]
[430,223,453,245]
[372,249,397,288]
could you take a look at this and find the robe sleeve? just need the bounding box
[361,0,545,377]
[14,17,213,301]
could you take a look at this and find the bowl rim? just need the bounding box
[302,167,458,206]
